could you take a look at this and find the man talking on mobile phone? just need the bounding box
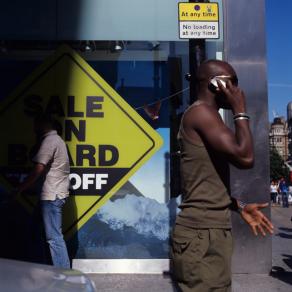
[171,60,274,292]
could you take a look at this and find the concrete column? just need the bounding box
[224,0,271,273]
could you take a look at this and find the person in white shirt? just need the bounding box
[270,180,278,205]
[16,114,70,268]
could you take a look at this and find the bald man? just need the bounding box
[171,60,273,292]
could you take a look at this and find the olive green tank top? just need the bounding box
[176,105,232,229]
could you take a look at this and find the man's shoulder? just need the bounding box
[43,132,57,142]
[42,132,65,147]
[188,102,219,116]
[184,102,222,127]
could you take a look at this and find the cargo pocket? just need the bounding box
[200,229,232,288]
[171,228,209,286]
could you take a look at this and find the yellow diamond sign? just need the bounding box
[0,45,163,238]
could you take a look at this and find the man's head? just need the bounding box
[196,60,238,109]
[33,114,55,137]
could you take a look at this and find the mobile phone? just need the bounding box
[209,77,227,90]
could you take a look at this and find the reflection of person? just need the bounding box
[171,60,274,292]
[270,180,278,205]
[15,114,70,268]
[279,177,289,208]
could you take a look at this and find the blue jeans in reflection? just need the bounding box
[281,192,289,208]
[41,198,70,268]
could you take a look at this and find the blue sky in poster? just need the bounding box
[129,128,169,203]
[266,0,292,121]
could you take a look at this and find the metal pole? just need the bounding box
[188,0,208,104]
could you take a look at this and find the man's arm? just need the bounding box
[186,83,253,168]
[17,163,46,193]
[16,135,56,194]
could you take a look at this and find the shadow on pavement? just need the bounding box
[270,266,292,285]
[271,254,292,286]
[282,254,292,270]
[278,227,292,232]
[277,233,292,239]
[276,227,292,239]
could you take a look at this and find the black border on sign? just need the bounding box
[0,52,157,235]
[177,2,220,40]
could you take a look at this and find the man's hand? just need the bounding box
[17,163,45,194]
[217,80,246,114]
[240,203,274,236]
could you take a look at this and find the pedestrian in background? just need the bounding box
[14,114,71,268]
[270,180,278,205]
[279,177,289,208]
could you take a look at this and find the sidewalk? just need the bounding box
[88,207,292,292]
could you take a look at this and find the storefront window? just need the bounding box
[0,0,225,264]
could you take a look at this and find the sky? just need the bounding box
[266,0,292,121]
[129,128,169,203]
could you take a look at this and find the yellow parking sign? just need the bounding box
[178,2,219,39]
[179,2,219,21]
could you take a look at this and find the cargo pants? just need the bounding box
[171,224,233,292]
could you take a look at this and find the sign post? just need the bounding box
[178,1,220,103]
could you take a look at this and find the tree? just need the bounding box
[270,147,289,181]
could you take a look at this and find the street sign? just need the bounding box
[178,2,219,39]
[0,45,163,238]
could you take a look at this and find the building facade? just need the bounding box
[269,117,289,161]
[287,102,292,160]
